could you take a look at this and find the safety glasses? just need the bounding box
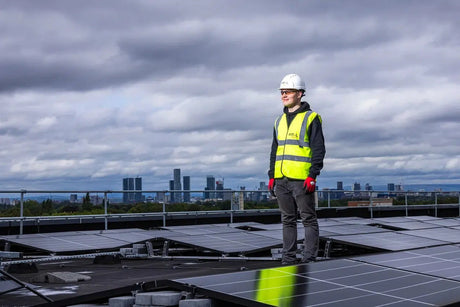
[280,90,298,95]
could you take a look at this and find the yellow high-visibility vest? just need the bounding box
[274,111,321,180]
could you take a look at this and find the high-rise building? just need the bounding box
[353,182,361,191]
[337,181,343,190]
[205,175,215,199]
[123,177,143,203]
[169,180,175,203]
[388,183,395,191]
[173,169,182,203]
[183,176,191,202]
[216,179,224,199]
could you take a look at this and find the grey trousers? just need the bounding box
[275,178,319,262]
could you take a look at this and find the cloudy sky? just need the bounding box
[1,0,459,192]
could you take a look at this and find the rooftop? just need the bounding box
[1,212,460,306]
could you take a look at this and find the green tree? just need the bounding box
[82,193,92,212]
[41,199,54,215]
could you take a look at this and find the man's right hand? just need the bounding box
[268,178,276,197]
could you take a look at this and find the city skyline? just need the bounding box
[1,1,459,191]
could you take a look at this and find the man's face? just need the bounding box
[280,89,302,108]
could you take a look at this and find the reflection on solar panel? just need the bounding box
[163,232,282,255]
[328,231,446,251]
[397,228,460,243]
[169,259,460,306]
[354,245,460,281]
[0,228,166,253]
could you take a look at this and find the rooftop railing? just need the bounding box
[0,189,459,235]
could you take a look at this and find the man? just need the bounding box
[268,73,326,265]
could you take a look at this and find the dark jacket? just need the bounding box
[268,101,326,180]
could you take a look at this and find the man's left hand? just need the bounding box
[303,177,316,193]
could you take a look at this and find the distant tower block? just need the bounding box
[239,191,244,210]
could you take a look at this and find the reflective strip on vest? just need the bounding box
[274,110,318,180]
[276,155,311,162]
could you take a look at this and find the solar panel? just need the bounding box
[1,233,126,253]
[371,217,416,223]
[317,219,345,227]
[164,232,282,255]
[369,220,440,230]
[168,258,460,306]
[354,245,460,281]
[334,218,373,225]
[423,218,460,227]
[320,224,388,236]
[404,215,440,221]
[252,228,306,241]
[328,231,447,251]
[0,228,163,253]
[398,228,460,243]
[245,223,283,231]
[162,224,244,235]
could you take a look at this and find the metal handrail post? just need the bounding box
[327,191,330,208]
[162,202,166,227]
[434,192,438,217]
[104,192,108,230]
[20,190,25,235]
[369,192,373,219]
[405,193,408,216]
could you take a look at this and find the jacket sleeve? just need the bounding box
[307,116,326,179]
[267,128,278,179]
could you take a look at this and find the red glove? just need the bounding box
[303,177,316,193]
[268,178,276,197]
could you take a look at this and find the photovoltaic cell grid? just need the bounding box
[371,221,441,230]
[168,258,460,306]
[354,245,460,282]
[328,231,447,251]
[397,227,460,243]
[320,224,389,236]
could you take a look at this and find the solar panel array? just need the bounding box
[2,216,460,255]
[0,228,172,253]
[321,216,460,252]
[169,258,460,306]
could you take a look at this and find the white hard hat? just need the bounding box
[279,74,306,91]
